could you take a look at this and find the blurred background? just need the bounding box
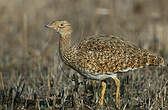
[0,0,168,109]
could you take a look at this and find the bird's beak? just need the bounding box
[45,23,59,33]
[44,24,50,28]
[45,22,55,29]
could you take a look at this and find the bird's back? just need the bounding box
[62,34,164,79]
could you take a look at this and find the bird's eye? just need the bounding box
[59,23,64,27]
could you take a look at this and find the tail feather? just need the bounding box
[147,54,165,66]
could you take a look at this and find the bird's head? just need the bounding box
[45,20,72,36]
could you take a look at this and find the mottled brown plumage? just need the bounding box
[45,20,164,109]
[64,34,164,78]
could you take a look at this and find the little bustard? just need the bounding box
[45,20,164,109]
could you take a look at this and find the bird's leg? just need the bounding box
[113,78,120,109]
[99,81,106,106]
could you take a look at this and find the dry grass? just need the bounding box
[0,0,168,109]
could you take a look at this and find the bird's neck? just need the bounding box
[59,32,72,56]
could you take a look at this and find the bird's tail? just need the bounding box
[147,54,165,66]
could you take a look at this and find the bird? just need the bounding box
[45,20,164,109]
